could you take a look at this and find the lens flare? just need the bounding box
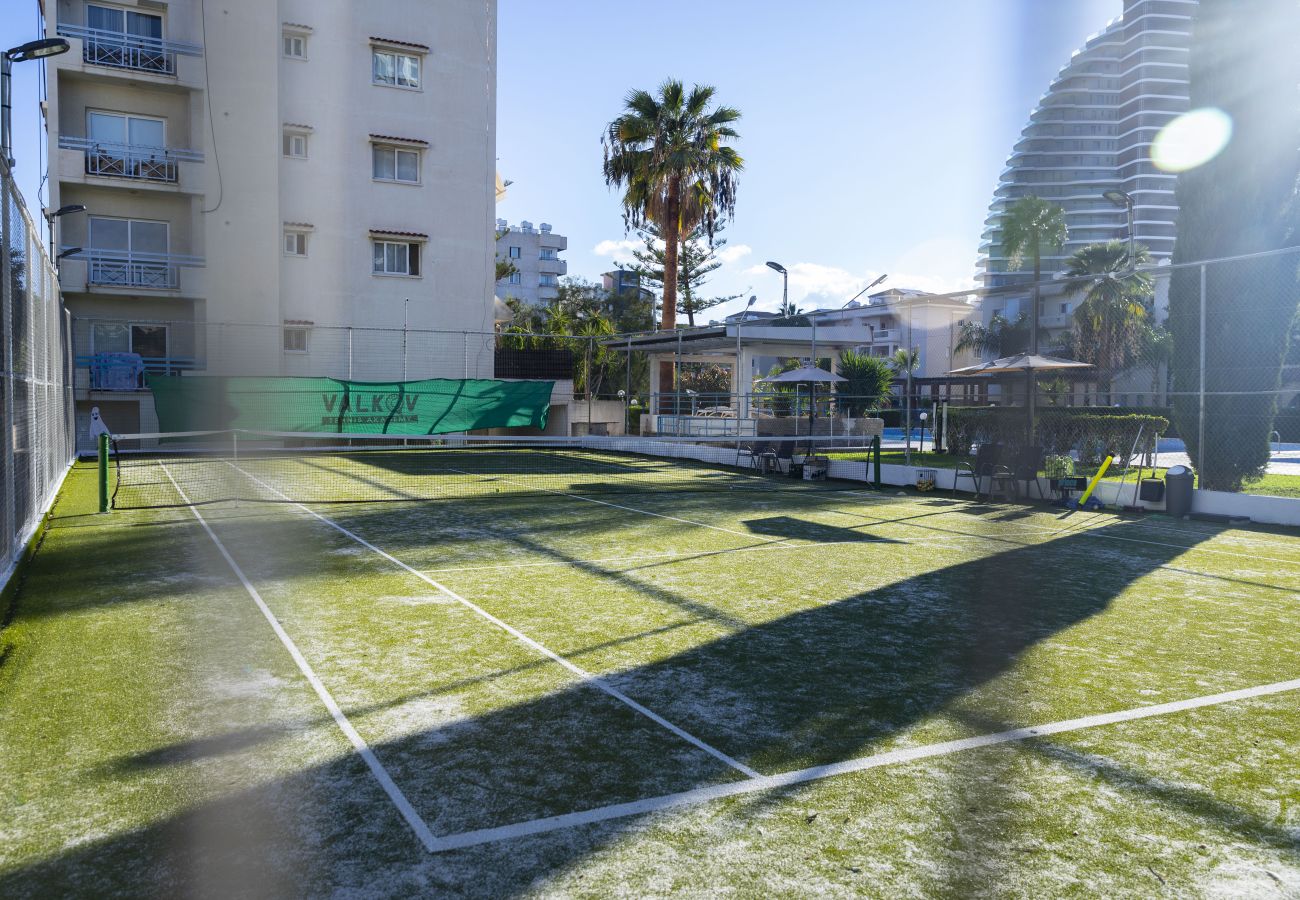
[1152,107,1233,173]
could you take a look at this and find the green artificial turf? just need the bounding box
[1,460,1297,897]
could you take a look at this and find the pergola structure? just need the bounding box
[605,324,867,430]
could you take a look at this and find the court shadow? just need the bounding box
[4,506,1245,897]
[742,514,904,544]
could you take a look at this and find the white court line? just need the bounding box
[227,462,760,780]
[442,464,787,544]
[434,675,1300,852]
[424,539,898,575]
[158,464,440,853]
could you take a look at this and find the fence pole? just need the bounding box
[1,173,15,566]
[97,432,109,513]
[905,314,913,466]
[463,331,468,378]
[586,335,593,432]
[347,327,353,380]
[1197,264,1207,486]
[402,299,409,381]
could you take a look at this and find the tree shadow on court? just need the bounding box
[8,499,1271,897]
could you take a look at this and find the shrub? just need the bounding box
[944,407,1169,464]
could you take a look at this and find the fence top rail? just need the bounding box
[56,24,204,56]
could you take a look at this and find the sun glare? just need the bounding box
[1152,107,1234,173]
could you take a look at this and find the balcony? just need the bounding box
[59,136,203,184]
[64,249,204,292]
[56,25,202,77]
[76,352,201,392]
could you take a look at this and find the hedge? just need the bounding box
[945,407,1170,466]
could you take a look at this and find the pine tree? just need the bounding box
[1168,0,1300,490]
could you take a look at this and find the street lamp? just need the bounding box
[765,261,788,316]
[842,273,889,309]
[1103,189,1136,266]
[919,410,929,454]
[3,38,70,168]
[45,204,86,266]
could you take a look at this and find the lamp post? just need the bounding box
[1103,189,1136,266]
[3,38,70,168]
[841,273,889,313]
[919,410,928,454]
[45,203,86,269]
[765,261,788,317]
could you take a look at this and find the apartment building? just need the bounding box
[44,0,498,437]
[494,219,567,306]
[806,288,980,379]
[978,0,1196,287]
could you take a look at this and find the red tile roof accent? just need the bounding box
[369,133,430,147]
[369,36,430,52]
[369,229,429,240]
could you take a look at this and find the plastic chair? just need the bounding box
[954,442,1002,499]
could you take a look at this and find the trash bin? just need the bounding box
[1165,465,1194,518]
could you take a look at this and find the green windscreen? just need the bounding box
[146,375,555,435]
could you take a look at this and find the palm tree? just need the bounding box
[836,350,894,416]
[889,347,919,377]
[954,312,1031,358]
[602,80,743,332]
[1001,196,1068,354]
[1064,240,1154,402]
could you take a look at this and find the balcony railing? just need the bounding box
[59,136,203,184]
[57,25,202,76]
[65,249,204,290]
[76,353,201,390]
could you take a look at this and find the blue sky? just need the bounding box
[5,0,1118,317]
[497,0,1118,316]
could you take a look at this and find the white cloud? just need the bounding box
[716,243,752,264]
[592,238,641,258]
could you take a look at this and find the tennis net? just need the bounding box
[106,430,883,509]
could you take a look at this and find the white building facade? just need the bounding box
[45,0,498,437]
[495,219,567,306]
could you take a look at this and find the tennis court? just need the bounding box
[2,437,1298,897]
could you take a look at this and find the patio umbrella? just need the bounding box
[758,364,846,439]
[946,354,1093,442]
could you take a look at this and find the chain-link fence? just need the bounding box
[2,159,76,587]
[66,244,1300,498]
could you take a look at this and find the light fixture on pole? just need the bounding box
[919,410,928,454]
[842,273,889,309]
[45,203,86,268]
[3,38,70,168]
[1103,189,1136,265]
[765,261,788,316]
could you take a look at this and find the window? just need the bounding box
[282,32,307,59]
[282,131,309,159]
[283,230,308,256]
[87,111,164,149]
[92,322,168,359]
[372,145,420,183]
[539,274,557,287]
[372,50,420,88]
[507,272,521,285]
[283,327,309,353]
[87,4,162,39]
[372,240,421,276]
[508,245,521,259]
[540,248,557,260]
[1059,302,1070,314]
[283,130,309,158]
[89,216,168,255]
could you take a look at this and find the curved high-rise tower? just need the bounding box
[978,0,1197,288]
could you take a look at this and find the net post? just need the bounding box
[97,432,109,513]
[872,434,882,490]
